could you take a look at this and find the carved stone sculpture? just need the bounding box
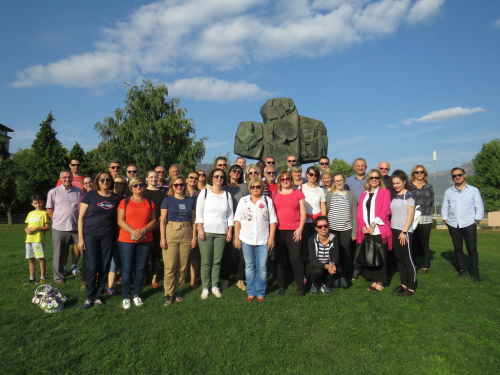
[234,98,328,168]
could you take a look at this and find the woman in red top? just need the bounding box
[272,170,307,297]
[117,177,156,309]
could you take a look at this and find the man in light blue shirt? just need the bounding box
[442,167,484,283]
[345,158,367,201]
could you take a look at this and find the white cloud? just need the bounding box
[493,18,500,28]
[403,107,485,124]
[11,0,445,91]
[205,141,228,148]
[168,77,276,101]
[407,0,445,23]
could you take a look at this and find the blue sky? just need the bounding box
[1,0,499,173]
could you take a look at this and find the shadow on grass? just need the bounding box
[440,249,469,272]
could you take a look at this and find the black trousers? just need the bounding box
[412,223,432,269]
[332,229,352,278]
[447,223,479,276]
[306,263,335,288]
[220,241,245,281]
[275,230,304,292]
[392,229,417,290]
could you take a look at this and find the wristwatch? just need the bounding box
[402,231,407,235]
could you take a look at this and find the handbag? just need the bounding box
[353,235,386,267]
[413,205,422,230]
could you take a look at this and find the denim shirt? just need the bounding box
[441,184,484,228]
[345,174,365,201]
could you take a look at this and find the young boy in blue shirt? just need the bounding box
[25,194,50,284]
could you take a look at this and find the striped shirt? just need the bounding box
[328,192,352,232]
[315,237,334,264]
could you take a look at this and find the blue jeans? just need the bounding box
[84,233,115,301]
[118,241,152,300]
[241,242,268,297]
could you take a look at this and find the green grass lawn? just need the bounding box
[1,224,499,374]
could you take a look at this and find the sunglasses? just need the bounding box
[198,174,206,177]
[132,183,145,188]
[308,173,318,177]
[319,162,328,166]
[452,174,464,178]
[188,176,198,180]
[99,178,112,183]
[379,168,389,171]
[230,169,242,174]
[248,171,258,175]
[70,163,81,167]
[266,161,275,164]
[213,175,224,179]
[287,159,296,163]
[110,166,121,170]
[333,180,344,183]
[114,182,124,186]
[414,171,425,175]
[316,224,329,229]
[280,178,291,182]
[370,177,380,180]
[173,183,185,188]
[251,185,263,190]
[266,171,276,175]
[155,170,166,174]
[217,164,227,167]
[127,170,138,174]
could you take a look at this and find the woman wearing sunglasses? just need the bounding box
[410,164,434,274]
[356,169,391,292]
[307,216,339,296]
[221,164,249,291]
[197,169,207,190]
[325,172,357,288]
[144,171,167,290]
[160,176,197,306]
[273,170,307,297]
[78,172,120,310]
[117,177,157,309]
[245,164,261,183]
[195,168,234,299]
[234,177,277,301]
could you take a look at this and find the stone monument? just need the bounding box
[234,98,328,169]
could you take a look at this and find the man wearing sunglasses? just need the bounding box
[377,161,392,191]
[108,160,122,179]
[126,164,139,181]
[56,158,84,191]
[263,165,277,197]
[155,166,169,191]
[318,156,329,187]
[442,167,484,283]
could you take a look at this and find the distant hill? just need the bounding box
[195,163,211,173]
[429,162,473,199]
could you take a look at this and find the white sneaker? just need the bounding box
[122,299,131,309]
[211,287,222,298]
[133,296,143,306]
[320,283,326,293]
[340,277,348,288]
[201,288,209,299]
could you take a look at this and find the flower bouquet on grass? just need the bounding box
[32,284,67,313]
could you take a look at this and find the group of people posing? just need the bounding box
[24,154,484,310]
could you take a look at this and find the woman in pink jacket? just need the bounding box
[356,169,392,292]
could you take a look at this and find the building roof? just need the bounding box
[0,123,14,132]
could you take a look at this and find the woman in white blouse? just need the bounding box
[234,177,277,302]
[195,168,234,299]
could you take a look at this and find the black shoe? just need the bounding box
[392,285,405,293]
[310,285,318,295]
[164,295,172,306]
[352,271,360,281]
[456,270,468,278]
[472,275,481,283]
[278,288,285,296]
[82,300,94,310]
[25,279,36,285]
[398,289,414,297]
[298,290,305,298]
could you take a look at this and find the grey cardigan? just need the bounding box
[325,189,358,237]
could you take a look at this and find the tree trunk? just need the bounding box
[6,206,12,225]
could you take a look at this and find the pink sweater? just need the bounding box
[356,188,392,250]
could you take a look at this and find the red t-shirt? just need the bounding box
[117,198,156,243]
[273,190,305,230]
[266,182,278,197]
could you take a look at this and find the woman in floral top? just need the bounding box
[410,164,435,274]
[234,177,277,301]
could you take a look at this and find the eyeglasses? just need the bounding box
[308,173,318,177]
[70,163,81,167]
[316,224,329,229]
[287,159,296,163]
[280,178,291,182]
[213,175,224,179]
[266,171,276,175]
[248,171,258,176]
[452,173,464,178]
[250,185,263,190]
[188,176,198,180]
[333,180,344,183]
[217,164,227,167]
[266,161,275,164]
[414,171,425,175]
[114,182,124,186]
[99,178,112,183]
[132,183,145,188]
[369,177,380,180]
[155,170,166,174]
[127,170,137,174]
[173,183,185,188]
[110,166,121,170]
[319,163,328,166]
[230,169,242,175]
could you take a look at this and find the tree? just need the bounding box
[329,158,354,178]
[0,158,17,224]
[94,79,206,174]
[30,112,68,194]
[467,138,500,212]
